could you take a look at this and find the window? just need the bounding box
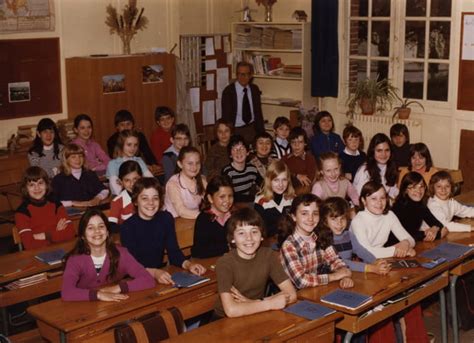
[346,0,453,105]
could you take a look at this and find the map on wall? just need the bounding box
[0,0,55,33]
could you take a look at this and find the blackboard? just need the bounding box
[0,38,62,119]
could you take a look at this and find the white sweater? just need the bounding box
[427,196,474,232]
[353,163,399,199]
[350,210,415,258]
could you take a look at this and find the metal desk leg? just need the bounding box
[60,330,67,343]
[1,307,8,336]
[449,275,459,343]
[439,288,447,343]
[343,332,353,343]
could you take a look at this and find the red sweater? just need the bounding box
[150,126,172,164]
[15,198,75,250]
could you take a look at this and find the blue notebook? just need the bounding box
[35,249,66,265]
[171,272,210,288]
[284,300,336,320]
[320,289,372,310]
[420,242,473,262]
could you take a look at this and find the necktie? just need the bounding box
[242,88,251,124]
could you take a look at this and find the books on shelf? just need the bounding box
[420,242,473,263]
[261,97,301,107]
[284,300,336,320]
[171,272,210,288]
[234,25,302,50]
[35,249,66,265]
[320,289,372,310]
[5,272,48,290]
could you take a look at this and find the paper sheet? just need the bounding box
[462,15,474,60]
[202,100,215,126]
[190,87,200,113]
[205,59,217,71]
[227,52,233,65]
[205,37,215,56]
[214,35,222,50]
[206,73,215,91]
[223,36,231,53]
[216,67,229,98]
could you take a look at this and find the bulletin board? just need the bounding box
[180,34,232,134]
[457,13,474,111]
[0,38,62,119]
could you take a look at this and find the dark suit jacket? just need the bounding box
[221,82,264,133]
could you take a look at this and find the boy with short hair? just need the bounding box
[214,207,297,319]
[339,125,367,181]
[390,123,411,168]
[106,109,157,166]
[204,119,233,179]
[271,116,291,159]
[222,135,261,203]
[249,131,275,178]
[150,106,175,163]
[161,123,191,183]
[283,127,317,193]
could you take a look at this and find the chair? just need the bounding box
[12,226,23,251]
[81,307,185,343]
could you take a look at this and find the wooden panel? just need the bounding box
[459,129,474,192]
[65,54,177,150]
[0,38,62,120]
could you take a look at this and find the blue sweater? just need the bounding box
[332,230,376,272]
[339,150,367,181]
[120,211,185,269]
[310,132,345,158]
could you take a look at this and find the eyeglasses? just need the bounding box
[231,146,247,152]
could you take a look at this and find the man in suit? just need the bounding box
[222,62,264,145]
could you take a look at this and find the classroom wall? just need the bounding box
[1,0,473,170]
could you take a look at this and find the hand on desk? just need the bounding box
[230,286,251,303]
[339,277,354,289]
[394,240,416,258]
[329,267,352,282]
[147,268,174,285]
[424,226,440,242]
[183,260,207,276]
[100,285,121,294]
[369,259,391,275]
[264,292,290,310]
[97,290,129,302]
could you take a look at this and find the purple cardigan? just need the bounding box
[61,246,155,301]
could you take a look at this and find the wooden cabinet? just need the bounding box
[65,53,176,148]
[232,22,312,124]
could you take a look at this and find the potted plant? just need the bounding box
[392,97,424,120]
[346,78,399,116]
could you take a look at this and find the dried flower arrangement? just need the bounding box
[105,0,148,54]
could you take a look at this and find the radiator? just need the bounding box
[350,114,422,148]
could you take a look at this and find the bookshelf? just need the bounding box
[232,22,312,123]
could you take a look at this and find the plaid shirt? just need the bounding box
[280,231,347,289]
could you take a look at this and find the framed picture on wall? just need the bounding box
[102,74,125,94]
[8,82,31,103]
[142,64,164,83]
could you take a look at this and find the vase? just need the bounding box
[360,97,375,115]
[264,4,272,22]
[121,35,133,55]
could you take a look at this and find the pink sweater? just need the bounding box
[61,246,155,301]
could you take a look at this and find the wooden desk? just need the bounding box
[165,310,343,342]
[27,258,217,343]
[454,189,474,205]
[0,241,75,335]
[443,230,474,343]
[174,217,195,255]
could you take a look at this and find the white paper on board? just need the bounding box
[205,59,217,71]
[202,100,216,126]
[462,15,474,60]
[190,87,200,113]
[214,35,222,50]
[223,36,231,53]
[216,67,229,98]
[206,74,215,91]
[205,37,215,56]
